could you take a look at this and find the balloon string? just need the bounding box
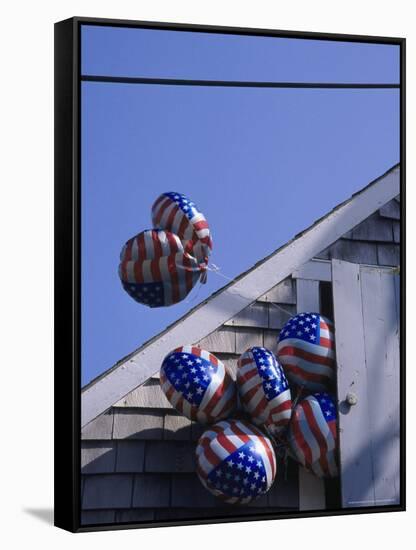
[178,261,294,318]
[206,263,296,317]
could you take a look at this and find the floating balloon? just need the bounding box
[118,229,204,308]
[160,346,237,423]
[151,192,213,268]
[276,312,336,392]
[196,419,277,504]
[237,347,292,435]
[119,228,183,263]
[287,392,338,478]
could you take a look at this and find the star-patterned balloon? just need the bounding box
[160,346,237,423]
[237,347,292,435]
[276,312,336,392]
[196,419,277,504]
[151,192,213,271]
[287,392,339,478]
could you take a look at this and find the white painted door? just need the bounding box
[332,260,400,508]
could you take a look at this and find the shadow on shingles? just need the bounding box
[24,508,54,525]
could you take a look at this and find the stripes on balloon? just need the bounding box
[118,229,204,307]
[287,392,338,478]
[276,312,335,392]
[196,419,277,504]
[237,347,292,435]
[151,192,213,270]
[160,346,237,423]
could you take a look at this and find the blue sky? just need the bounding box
[81,25,400,386]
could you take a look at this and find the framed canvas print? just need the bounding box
[54,17,405,532]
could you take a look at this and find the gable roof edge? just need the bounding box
[82,164,400,427]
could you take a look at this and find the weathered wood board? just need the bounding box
[296,277,326,511]
[332,260,400,507]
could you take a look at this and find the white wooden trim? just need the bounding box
[82,165,400,427]
[296,277,326,510]
[293,259,332,282]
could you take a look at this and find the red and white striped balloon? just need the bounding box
[120,228,183,262]
[151,192,213,269]
[196,419,277,504]
[276,312,336,392]
[237,347,292,435]
[160,346,237,423]
[118,229,204,307]
[287,392,338,478]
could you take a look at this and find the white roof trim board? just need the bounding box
[82,165,400,427]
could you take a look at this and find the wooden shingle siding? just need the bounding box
[191,421,205,442]
[144,441,196,473]
[224,302,269,328]
[235,327,263,353]
[163,413,192,440]
[132,474,170,507]
[316,240,378,265]
[263,329,279,352]
[81,410,113,440]
[115,441,145,472]
[81,441,117,474]
[268,303,296,329]
[197,326,236,353]
[350,213,394,242]
[114,379,171,409]
[379,198,400,219]
[258,277,296,304]
[377,243,400,266]
[113,409,164,440]
[83,474,134,509]
[393,222,400,243]
[171,475,218,507]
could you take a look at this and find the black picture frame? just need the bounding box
[54,16,406,533]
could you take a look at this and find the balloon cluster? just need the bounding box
[159,312,339,504]
[119,194,340,500]
[119,192,212,308]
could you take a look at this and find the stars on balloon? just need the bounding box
[165,191,199,219]
[207,441,267,499]
[280,313,320,343]
[251,347,289,399]
[163,351,217,406]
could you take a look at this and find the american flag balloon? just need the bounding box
[160,346,237,423]
[196,419,277,504]
[237,347,292,435]
[118,229,204,307]
[287,392,338,478]
[276,312,335,392]
[151,192,213,269]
